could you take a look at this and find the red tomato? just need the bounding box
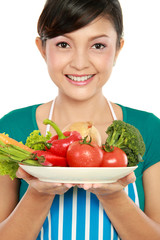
[101,147,128,167]
[67,141,103,167]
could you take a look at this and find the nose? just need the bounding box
[70,49,90,70]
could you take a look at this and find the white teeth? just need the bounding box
[67,75,93,82]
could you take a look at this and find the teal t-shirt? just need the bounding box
[0,103,160,240]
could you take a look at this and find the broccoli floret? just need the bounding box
[105,120,146,166]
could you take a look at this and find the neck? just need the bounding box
[53,91,112,125]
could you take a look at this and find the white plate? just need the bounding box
[19,165,138,183]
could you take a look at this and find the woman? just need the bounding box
[0,0,160,239]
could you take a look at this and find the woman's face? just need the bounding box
[37,17,123,101]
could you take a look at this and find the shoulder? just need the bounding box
[118,104,160,130]
[1,104,40,122]
[0,104,41,128]
[118,104,160,171]
[118,103,160,145]
[0,104,41,142]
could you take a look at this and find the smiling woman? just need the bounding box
[0,1,160,240]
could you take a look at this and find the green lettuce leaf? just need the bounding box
[25,130,52,150]
[0,159,18,180]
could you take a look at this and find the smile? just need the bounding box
[66,74,94,82]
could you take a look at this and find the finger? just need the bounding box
[118,172,136,187]
[16,167,36,181]
[28,180,65,194]
[63,183,74,188]
[92,183,108,189]
[81,184,93,190]
[125,172,136,184]
[17,167,63,190]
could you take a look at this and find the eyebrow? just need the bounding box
[88,34,110,41]
[62,34,110,41]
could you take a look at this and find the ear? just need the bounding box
[35,37,46,60]
[114,38,124,64]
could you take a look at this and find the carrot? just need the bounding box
[0,133,34,153]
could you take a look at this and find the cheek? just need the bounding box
[93,47,116,70]
[103,48,116,65]
[93,49,116,87]
[45,52,64,86]
[46,53,61,72]
[94,54,115,75]
[45,47,68,74]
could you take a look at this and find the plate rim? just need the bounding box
[19,164,138,170]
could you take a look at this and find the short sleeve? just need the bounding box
[0,111,19,140]
[0,105,39,143]
[142,113,160,171]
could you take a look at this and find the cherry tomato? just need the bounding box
[101,147,128,167]
[66,141,103,167]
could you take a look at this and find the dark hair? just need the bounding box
[37,0,123,48]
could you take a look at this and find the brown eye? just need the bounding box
[56,42,70,48]
[92,43,106,49]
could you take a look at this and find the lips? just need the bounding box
[65,74,95,86]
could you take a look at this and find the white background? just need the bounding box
[0,0,160,118]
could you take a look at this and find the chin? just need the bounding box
[64,90,96,102]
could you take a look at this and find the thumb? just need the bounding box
[16,166,35,181]
[118,172,136,187]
